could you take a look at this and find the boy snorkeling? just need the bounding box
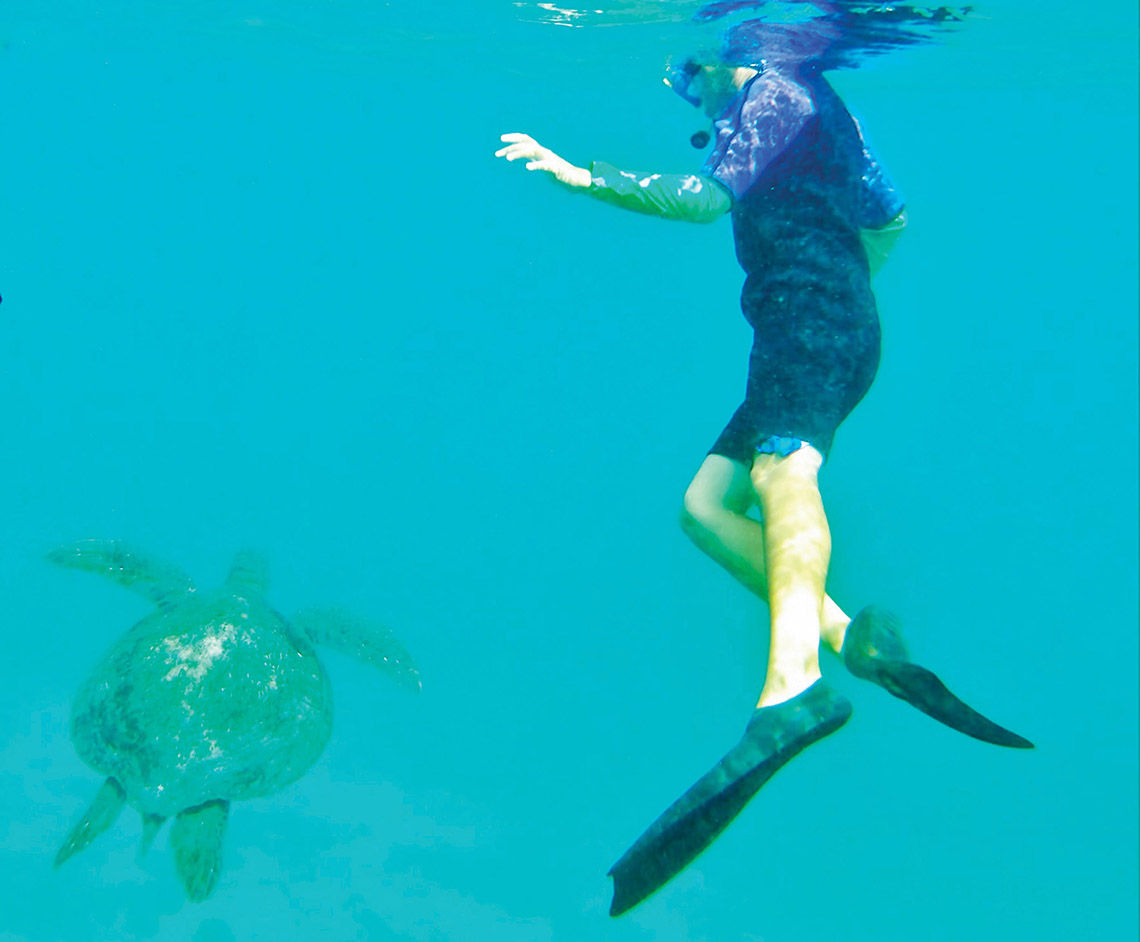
[497,27,1031,917]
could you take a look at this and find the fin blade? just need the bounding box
[844,607,1034,749]
[877,661,1034,749]
[609,762,775,916]
[608,684,851,916]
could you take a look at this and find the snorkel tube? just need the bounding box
[663,56,714,148]
[663,56,703,107]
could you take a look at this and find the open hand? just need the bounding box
[495,133,591,189]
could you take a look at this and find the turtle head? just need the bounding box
[224,551,269,596]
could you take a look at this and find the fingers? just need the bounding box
[495,132,547,162]
[496,131,589,188]
[496,144,542,161]
[495,132,531,159]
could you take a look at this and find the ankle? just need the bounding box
[756,663,822,707]
[821,618,849,654]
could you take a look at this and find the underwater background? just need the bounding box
[0,2,1136,940]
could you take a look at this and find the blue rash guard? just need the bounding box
[588,65,905,460]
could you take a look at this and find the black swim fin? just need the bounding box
[608,681,852,917]
[842,606,1033,749]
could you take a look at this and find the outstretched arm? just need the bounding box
[496,133,731,224]
[496,132,592,188]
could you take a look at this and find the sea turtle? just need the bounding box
[50,539,420,901]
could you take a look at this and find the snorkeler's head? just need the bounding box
[664,55,757,116]
[665,54,758,148]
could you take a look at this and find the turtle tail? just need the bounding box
[137,812,166,860]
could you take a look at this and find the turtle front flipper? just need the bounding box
[292,607,422,692]
[170,799,229,902]
[47,540,194,607]
[55,776,126,867]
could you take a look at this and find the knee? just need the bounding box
[679,486,720,540]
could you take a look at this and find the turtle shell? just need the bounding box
[70,589,333,817]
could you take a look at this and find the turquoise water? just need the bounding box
[1,2,1136,939]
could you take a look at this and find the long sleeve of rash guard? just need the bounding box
[588,161,732,223]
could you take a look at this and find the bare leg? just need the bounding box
[680,454,849,652]
[608,454,856,919]
[750,446,830,706]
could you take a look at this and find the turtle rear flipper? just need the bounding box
[55,777,126,867]
[171,799,229,902]
[47,540,194,607]
[292,607,421,692]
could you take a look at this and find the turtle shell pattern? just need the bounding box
[71,588,333,818]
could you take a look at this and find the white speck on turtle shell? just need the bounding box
[162,624,236,682]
